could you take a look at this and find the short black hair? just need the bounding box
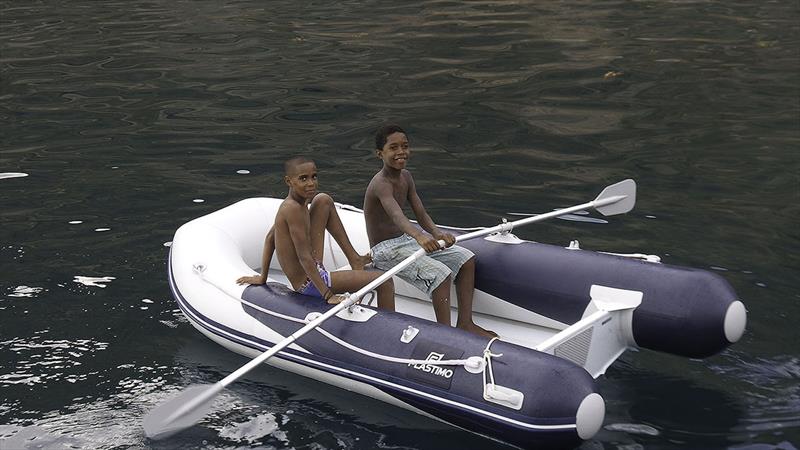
[375,124,406,150]
[284,156,314,175]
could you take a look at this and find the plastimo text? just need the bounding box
[409,352,454,379]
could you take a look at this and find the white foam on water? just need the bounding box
[73,276,116,288]
[158,320,179,328]
[7,286,45,298]
[218,412,286,444]
[2,337,109,387]
[0,172,29,180]
[604,423,660,436]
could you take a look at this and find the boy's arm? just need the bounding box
[285,204,334,300]
[373,179,418,237]
[373,179,439,252]
[406,173,456,248]
[236,226,275,285]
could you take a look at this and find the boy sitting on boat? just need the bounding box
[237,156,395,311]
[363,125,495,338]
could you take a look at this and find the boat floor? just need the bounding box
[266,270,559,350]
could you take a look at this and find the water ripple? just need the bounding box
[0,336,109,386]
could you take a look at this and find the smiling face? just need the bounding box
[284,161,318,202]
[377,131,410,170]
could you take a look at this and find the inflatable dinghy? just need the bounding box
[162,187,746,448]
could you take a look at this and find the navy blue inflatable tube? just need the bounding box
[460,238,738,358]
[241,283,599,449]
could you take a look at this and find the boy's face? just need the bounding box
[284,161,318,200]
[377,132,410,170]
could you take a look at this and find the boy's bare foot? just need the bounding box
[349,253,372,271]
[458,322,499,339]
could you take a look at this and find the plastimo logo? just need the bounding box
[408,352,454,379]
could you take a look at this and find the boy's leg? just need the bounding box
[454,257,476,328]
[330,271,395,311]
[453,257,497,338]
[430,277,453,326]
[309,193,370,269]
[375,245,452,324]
[427,247,497,338]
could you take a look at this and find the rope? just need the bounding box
[315,327,474,367]
[195,266,483,371]
[482,337,505,399]
[240,297,306,324]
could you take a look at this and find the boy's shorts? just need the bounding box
[296,261,331,299]
[370,234,474,297]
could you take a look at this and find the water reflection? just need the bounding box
[84,338,487,450]
[0,336,109,386]
[6,286,46,298]
[0,172,30,180]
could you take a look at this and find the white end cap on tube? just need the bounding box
[724,300,747,343]
[575,393,605,440]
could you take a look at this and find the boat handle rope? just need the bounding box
[195,269,487,373]
[242,294,485,371]
[482,337,513,402]
[313,326,485,371]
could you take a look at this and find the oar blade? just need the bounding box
[593,179,636,216]
[143,384,218,440]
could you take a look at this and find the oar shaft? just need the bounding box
[219,247,430,389]
[593,195,626,208]
[455,200,597,242]
[351,247,428,299]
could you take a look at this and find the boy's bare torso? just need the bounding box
[364,170,412,247]
[273,199,311,289]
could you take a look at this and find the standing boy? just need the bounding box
[363,125,495,337]
[237,156,395,311]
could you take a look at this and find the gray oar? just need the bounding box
[143,178,635,439]
[453,178,636,242]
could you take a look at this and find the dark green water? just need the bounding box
[1,0,798,448]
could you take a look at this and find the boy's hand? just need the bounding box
[415,234,443,253]
[236,275,266,285]
[433,232,456,248]
[327,294,352,305]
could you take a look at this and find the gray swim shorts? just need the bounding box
[370,234,474,297]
